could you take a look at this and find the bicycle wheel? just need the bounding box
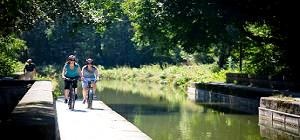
[69,88,75,110]
[87,88,93,108]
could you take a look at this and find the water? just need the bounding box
[96,80,263,140]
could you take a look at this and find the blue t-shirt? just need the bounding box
[64,63,80,78]
[82,65,97,78]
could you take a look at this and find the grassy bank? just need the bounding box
[101,64,235,90]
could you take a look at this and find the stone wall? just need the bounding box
[0,80,34,120]
[0,81,58,140]
[259,97,300,139]
[187,87,259,114]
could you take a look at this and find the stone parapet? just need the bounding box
[259,97,300,139]
[0,81,58,140]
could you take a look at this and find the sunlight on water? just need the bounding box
[97,80,264,140]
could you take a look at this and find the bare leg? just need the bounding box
[92,83,97,95]
[29,72,34,80]
[82,88,88,103]
[64,89,70,99]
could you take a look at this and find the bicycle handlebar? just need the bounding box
[87,80,96,84]
[64,77,80,81]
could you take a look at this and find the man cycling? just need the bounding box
[61,55,82,103]
[81,58,99,104]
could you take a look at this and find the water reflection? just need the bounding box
[190,89,259,114]
[97,80,262,140]
[259,110,300,140]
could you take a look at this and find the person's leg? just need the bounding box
[64,89,70,103]
[29,72,34,80]
[91,82,97,100]
[82,87,88,103]
[64,80,70,103]
[81,80,88,103]
[72,80,78,100]
[24,72,30,80]
[92,82,97,94]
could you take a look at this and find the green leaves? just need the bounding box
[0,35,26,59]
[0,35,26,75]
[80,0,123,34]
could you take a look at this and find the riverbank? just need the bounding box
[100,64,233,89]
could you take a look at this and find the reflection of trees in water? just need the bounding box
[100,80,262,140]
[99,80,187,104]
[179,108,261,140]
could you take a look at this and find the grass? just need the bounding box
[100,63,236,90]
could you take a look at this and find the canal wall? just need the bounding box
[187,81,300,138]
[188,87,259,114]
[187,82,277,114]
[259,97,300,139]
[0,80,35,120]
[0,80,58,140]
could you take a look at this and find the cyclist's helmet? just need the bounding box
[27,59,32,63]
[86,58,93,64]
[68,55,76,61]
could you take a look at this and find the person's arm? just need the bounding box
[94,66,99,81]
[78,65,83,80]
[81,65,86,79]
[23,66,26,74]
[24,64,28,74]
[62,65,66,79]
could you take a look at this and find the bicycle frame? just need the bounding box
[87,80,95,109]
[66,78,77,110]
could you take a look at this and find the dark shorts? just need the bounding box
[64,77,78,89]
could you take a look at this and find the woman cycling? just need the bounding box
[81,58,99,104]
[61,55,82,103]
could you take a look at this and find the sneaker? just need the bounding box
[75,94,78,100]
[82,99,86,104]
[64,99,68,103]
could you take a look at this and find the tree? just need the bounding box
[122,0,290,75]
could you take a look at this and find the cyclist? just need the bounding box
[81,58,99,104]
[23,59,36,80]
[61,55,82,103]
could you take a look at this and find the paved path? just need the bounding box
[56,97,151,140]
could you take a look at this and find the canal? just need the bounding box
[96,80,263,140]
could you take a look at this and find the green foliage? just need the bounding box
[0,56,24,76]
[101,64,235,90]
[12,61,26,73]
[1,0,83,36]
[80,0,123,33]
[0,54,15,75]
[0,35,27,58]
[1,0,291,79]
[241,43,283,75]
[226,56,235,70]
[38,65,61,78]
[246,23,272,38]
[0,35,27,75]
[121,0,289,77]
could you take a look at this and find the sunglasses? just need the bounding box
[69,59,75,61]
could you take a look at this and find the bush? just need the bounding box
[0,54,15,75]
[100,64,236,90]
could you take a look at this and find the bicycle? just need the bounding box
[65,77,78,110]
[87,80,95,109]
